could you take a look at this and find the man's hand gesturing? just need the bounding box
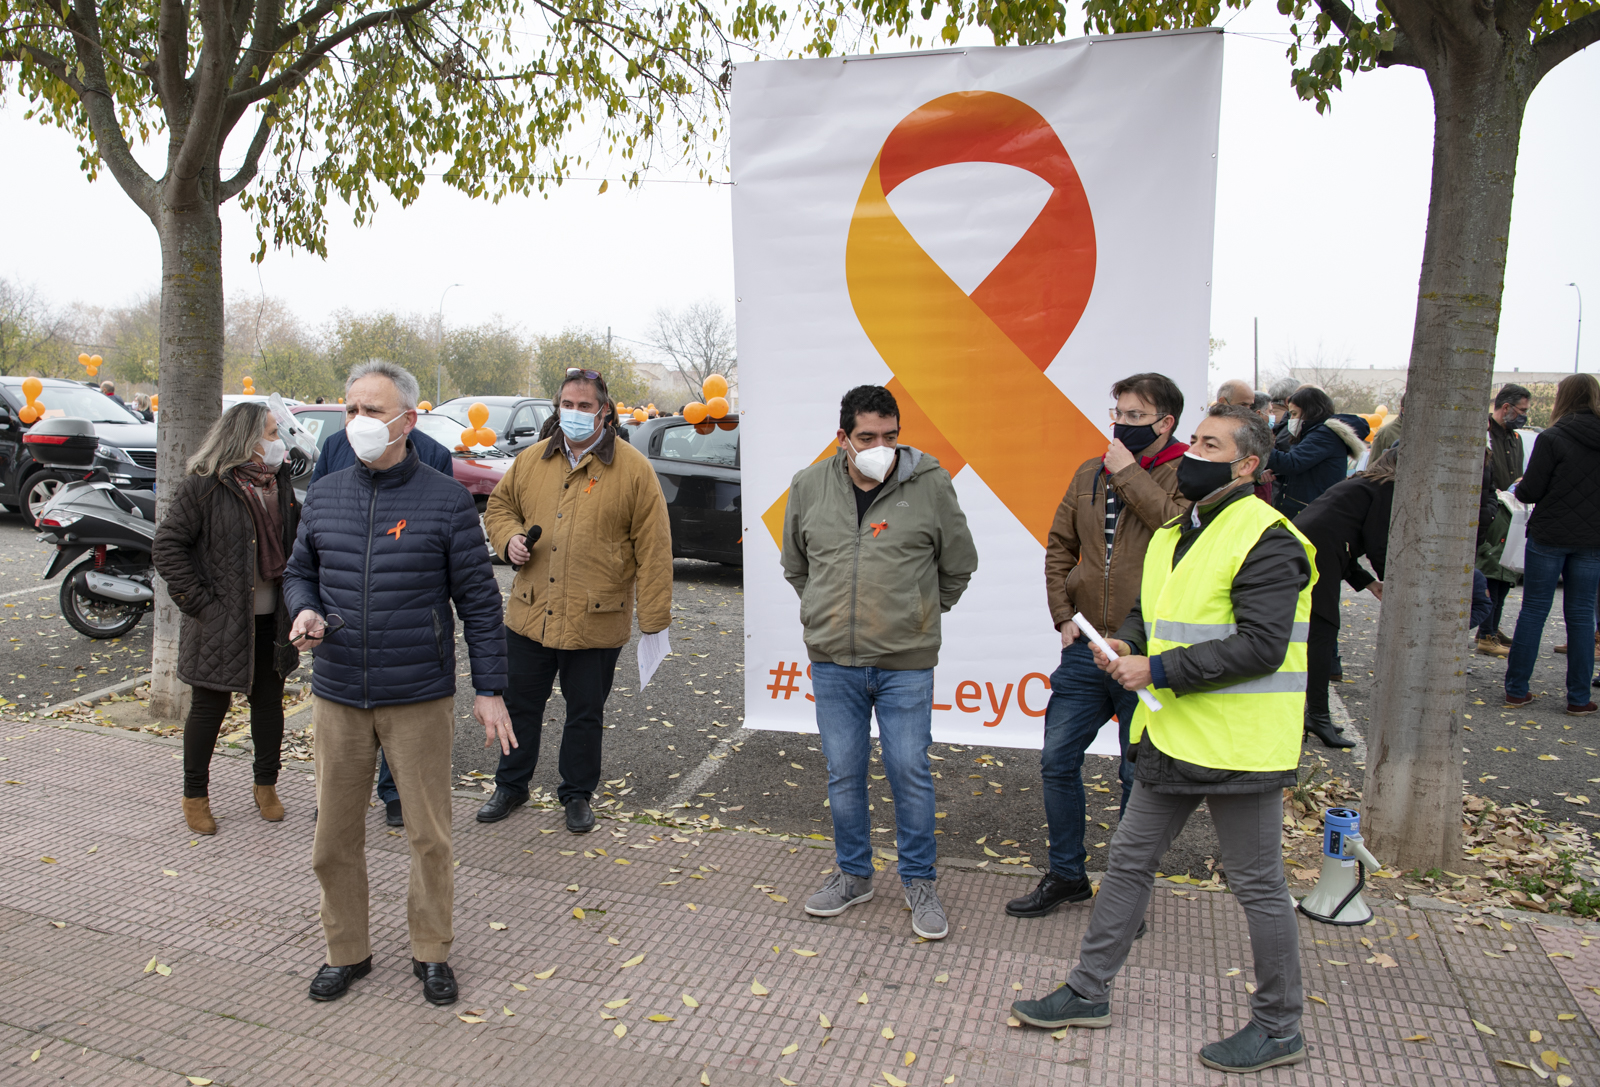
[289,609,327,650]
[477,695,517,755]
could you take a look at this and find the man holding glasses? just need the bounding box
[478,367,673,833]
[285,360,512,1007]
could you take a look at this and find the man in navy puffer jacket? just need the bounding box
[284,361,511,1009]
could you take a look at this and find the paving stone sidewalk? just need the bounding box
[3,721,1598,1086]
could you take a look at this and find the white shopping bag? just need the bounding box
[1499,491,1530,574]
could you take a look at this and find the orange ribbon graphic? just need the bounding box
[762,91,1103,547]
[386,519,406,540]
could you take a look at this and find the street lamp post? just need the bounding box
[1567,282,1583,373]
[437,283,463,403]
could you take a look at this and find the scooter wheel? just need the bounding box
[60,559,146,639]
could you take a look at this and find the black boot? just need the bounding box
[565,795,595,833]
[385,799,404,828]
[1005,871,1092,918]
[476,786,525,824]
[1305,711,1355,749]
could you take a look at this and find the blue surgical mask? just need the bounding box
[559,407,597,442]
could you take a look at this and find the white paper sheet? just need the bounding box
[636,629,670,691]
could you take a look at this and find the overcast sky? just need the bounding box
[2,4,1595,383]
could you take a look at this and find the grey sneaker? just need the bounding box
[804,870,874,917]
[904,878,948,939]
[1198,1022,1306,1073]
[1011,983,1110,1029]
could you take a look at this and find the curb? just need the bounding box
[38,672,152,717]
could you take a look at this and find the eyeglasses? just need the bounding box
[565,368,602,380]
[277,613,347,648]
[1109,409,1167,424]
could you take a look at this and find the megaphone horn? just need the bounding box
[1297,807,1385,926]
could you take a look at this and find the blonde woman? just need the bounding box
[153,402,301,834]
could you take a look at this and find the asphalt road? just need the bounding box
[4,497,1595,886]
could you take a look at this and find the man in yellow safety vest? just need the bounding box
[1011,403,1316,1075]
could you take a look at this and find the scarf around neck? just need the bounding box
[231,462,286,581]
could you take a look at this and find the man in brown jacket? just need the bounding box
[1006,372,1190,920]
[477,368,673,832]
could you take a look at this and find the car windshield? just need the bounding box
[437,399,512,434]
[13,385,143,424]
[413,413,472,448]
[656,422,738,467]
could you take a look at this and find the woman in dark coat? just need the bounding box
[153,402,300,835]
[1291,449,1396,748]
[1505,374,1600,715]
[1266,385,1371,519]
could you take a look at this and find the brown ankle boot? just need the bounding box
[182,797,217,835]
[253,784,285,822]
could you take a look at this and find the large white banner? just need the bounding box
[733,30,1223,749]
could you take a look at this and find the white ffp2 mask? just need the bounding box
[346,413,404,463]
[847,438,896,483]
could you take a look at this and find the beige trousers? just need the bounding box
[311,695,455,966]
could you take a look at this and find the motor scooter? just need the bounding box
[28,417,156,638]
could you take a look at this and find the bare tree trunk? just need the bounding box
[147,197,226,721]
[1362,56,1532,870]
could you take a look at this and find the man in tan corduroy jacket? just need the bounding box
[478,369,672,833]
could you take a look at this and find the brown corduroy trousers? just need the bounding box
[311,695,455,966]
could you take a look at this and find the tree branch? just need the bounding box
[170,0,238,199]
[226,0,437,111]
[219,105,275,201]
[1532,9,1600,86]
[155,0,190,131]
[1311,0,1425,68]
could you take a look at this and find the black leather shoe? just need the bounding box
[308,956,371,1001]
[1005,871,1092,918]
[412,958,458,1005]
[565,796,595,833]
[1304,711,1355,749]
[476,787,525,824]
[385,799,404,828]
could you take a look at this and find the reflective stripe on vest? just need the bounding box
[1131,495,1317,773]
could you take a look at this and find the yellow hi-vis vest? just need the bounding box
[1130,494,1317,773]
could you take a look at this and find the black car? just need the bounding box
[433,396,554,458]
[0,378,158,525]
[630,415,741,565]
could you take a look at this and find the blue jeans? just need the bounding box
[1041,639,1136,879]
[1506,541,1600,707]
[812,662,938,884]
[375,749,399,804]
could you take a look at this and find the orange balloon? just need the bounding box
[338,398,344,404]
[461,428,478,447]
[694,421,714,435]
[479,427,497,445]
[418,401,433,412]
[22,377,42,402]
[77,353,90,367]
[242,375,252,385]
[632,408,647,422]
[683,401,708,424]
[90,355,102,367]
[717,419,738,431]
[706,396,729,420]
[18,404,39,424]
[149,394,159,409]
[468,402,489,428]
[702,374,729,400]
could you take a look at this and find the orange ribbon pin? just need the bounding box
[584,477,599,494]
[871,521,888,538]
[763,91,1102,547]
[386,519,406,540]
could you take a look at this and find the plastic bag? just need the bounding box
[1499,491,1529,574]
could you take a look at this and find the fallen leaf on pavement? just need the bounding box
[1308,994,1327,1005]
[534,967,556,979]
[154,964,171,977]
[881,1026,894,1039]
[503,1006,515,1017]
[608,937,621,945]
[751,980,769,996]
[1367,953,1398,968]
[934,973,949,983]
[572,908,585,920]
[489,922,508,930]
[457,1014,486,1024]
[1403,1034,1430,1043]
[904,1051,916,1066]
[781,1043,798,1055]
[819,1013,831,1028]
[1006,1016,1022,1027]
[883,1073,907,1087]
[647,1014,675,1022]
[49,921,64,929]
[858,993,869,1004]
[683,994,700,1007]
[793,949,817,957]
[186,1078,213,1086]
[621,954,645,968]
[513,983,528,991]
[1473,1020,1496,1036]
[613,1024,626,1038]
[604,999,630,1009]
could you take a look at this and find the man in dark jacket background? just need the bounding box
[1477,383,1531,658]
[312,399,460,829]
[1008,373,1187,921]
[284,361,511,1008]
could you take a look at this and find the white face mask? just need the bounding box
[257,437,286,469]
[346,412,404,463]
[1286,417,1302,436]
[846,437,896,483]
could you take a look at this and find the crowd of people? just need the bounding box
[149,358,1600,1076]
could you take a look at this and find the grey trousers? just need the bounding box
[1066,781,1303,1036]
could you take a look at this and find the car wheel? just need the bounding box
[23,470,76,528]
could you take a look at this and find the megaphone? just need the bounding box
[1297,807,1384,926]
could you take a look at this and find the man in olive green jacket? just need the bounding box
[781,385,978,941]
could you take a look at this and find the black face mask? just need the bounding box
[1176,452,1243,502]
[1112,421,1163,453]
[1505,413,1528,431]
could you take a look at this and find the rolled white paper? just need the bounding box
[1072,612,1164,712]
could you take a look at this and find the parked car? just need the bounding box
[432,396,553,458]
[630,415,741,565]
[0,378,158,525]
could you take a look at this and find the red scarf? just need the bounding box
[231,463,286,582]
